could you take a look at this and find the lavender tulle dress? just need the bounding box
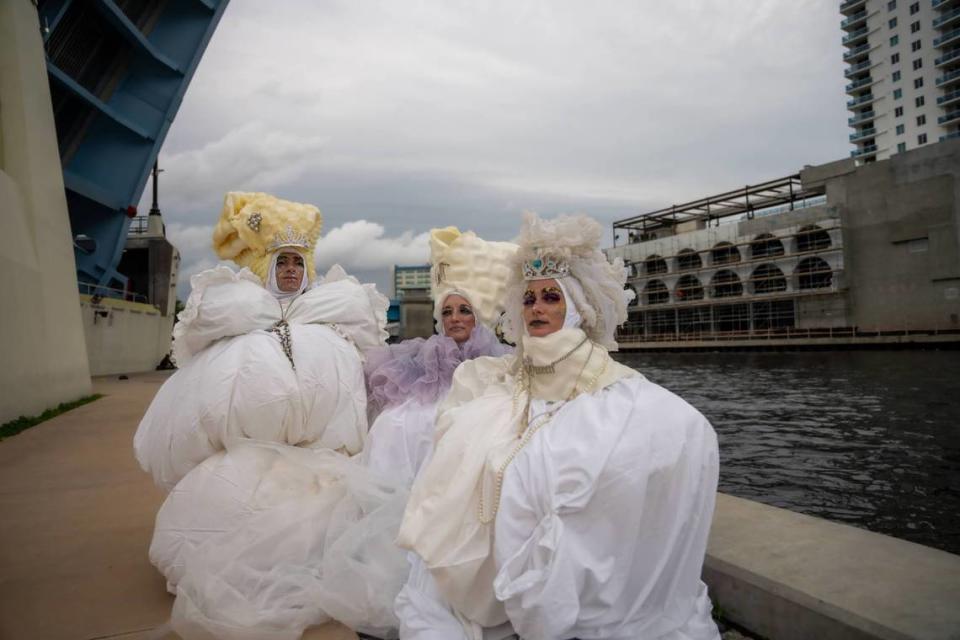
[363,324,512,486]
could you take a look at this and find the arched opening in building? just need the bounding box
[796,225,831,252]
[644,254,668,275]
[644,279,669,305]
[711,242,741,266]
[711,270,743,298]
[675,275,704,302]
[750,264,787,294]
[751,233,785,259]
[677,248,702,271]
[796,257,833,290]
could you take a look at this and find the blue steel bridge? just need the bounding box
[37,0,229,295]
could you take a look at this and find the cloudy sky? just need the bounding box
[143,0,851,298]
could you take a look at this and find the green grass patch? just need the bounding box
[0,394,104,442]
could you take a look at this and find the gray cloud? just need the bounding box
[145,0,850,300]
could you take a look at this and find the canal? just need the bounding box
[614,349,960,555]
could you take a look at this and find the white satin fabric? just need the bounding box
[165,441,409,640]
[133,263,405,639]
[362,398,440,488]
[135,264,388,491]
[396,337,720,640]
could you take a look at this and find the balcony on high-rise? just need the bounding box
[842,26,870,46]
[843,42,871,62]
[841,10,868,30]
[850,144,878,158]
[840,0,867,15]
[937,109,960,124]
[845,76,875,94]
[933,7,960,29]
[847,93,876,108]
[933,27,960,49]
[848,110,876,126]
[936,68,960,88]
[844,59,873,78]
[937,88,960,108]
[934,48,960,68]
[849,127,878,143]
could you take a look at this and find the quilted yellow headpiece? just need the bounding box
[212,192,323,284]
[430,226,518,330]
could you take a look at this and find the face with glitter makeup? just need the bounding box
[441,294,476,344]
[522,278,566,337]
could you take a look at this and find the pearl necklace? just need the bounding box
[477,341,608,524]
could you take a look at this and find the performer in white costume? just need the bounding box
[362,227,515,486]
[134,193,406,640]
[396,212,721,640]
[135,191,387,493]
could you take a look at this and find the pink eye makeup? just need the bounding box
[523,287,563,305]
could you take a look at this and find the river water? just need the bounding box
[614,349,960,555]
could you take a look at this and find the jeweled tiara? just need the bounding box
[522,253,569,280]
[267,224,312,251]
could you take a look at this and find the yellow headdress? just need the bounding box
[212,192,323,284]
[430,227,517,330]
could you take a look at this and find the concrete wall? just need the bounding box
[0,1,91,423]
[819,140,960,331]
[706,493,960,640]
[79,296,174,376]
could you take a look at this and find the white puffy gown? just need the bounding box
[396,329,721,640]
[134,265,410,639]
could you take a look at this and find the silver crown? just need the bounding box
[267,224,312,251]
[522,253,569,280]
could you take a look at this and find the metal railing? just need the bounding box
[845,60,872,77]
[842,26,870,45]
[617,325,960,344]
[933,7,960,28]
[934,27,960,47]
[845,76,874,92]
[843,43,871,61]
[78,282,148,304]
[848,110,876,125]
[934,48,960,66]
[938,109,960,123]
[841,11,868,29]
[851,144,878,157]
[847,93,875,108]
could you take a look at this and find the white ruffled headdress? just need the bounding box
[502,212,633,350]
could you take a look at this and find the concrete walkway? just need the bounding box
[0,372,356,640]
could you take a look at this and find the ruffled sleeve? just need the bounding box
[288,264,389,354]
[172,266,278,366]
[492,379,721,640]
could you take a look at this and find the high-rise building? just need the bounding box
[841,0,960,162]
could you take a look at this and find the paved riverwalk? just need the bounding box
[0,372,356,640]
[1,372,958,640]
